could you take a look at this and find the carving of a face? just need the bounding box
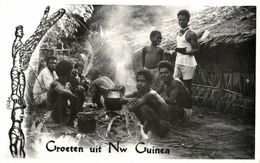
[16,29,24,38]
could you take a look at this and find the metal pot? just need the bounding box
[77,111,96,133]
[105,89,124,111]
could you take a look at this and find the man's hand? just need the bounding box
[75,85,85,93]
[120,97,138,105]
[175,48,186,54]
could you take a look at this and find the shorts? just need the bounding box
[174,64,196,80]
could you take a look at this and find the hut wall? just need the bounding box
[193,37,255,115]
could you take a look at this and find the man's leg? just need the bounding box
[183,79,192,93]
[167,104,185,123]
[51,95,69,124]
[182,66,196,94]
[134,104,170,138]
[67,86,85,126]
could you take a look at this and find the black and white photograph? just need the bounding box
[0,0,258,162]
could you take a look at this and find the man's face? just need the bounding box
[159,67,173,83]
[178,15,189,29]
[47,58,57,72]
[17,29,24,38]
[136,75,151,92]
[151,33,162,46]
[70,69,80,87]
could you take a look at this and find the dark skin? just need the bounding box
[159,68,180,104]
[121,75,169,121]
[175,15,199,56]
[50,73,77,100]
[142,33,164,69]
[121,74,170,137]
[158,67,192,108]
[46,58,57,72]
[121,75,151,111]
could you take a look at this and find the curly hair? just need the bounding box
[55,60,73,77]
[158,60,174,72]
[74,61,84,69]
[177,9,190,20]
[136,69,153,83]
[150,30,162,40]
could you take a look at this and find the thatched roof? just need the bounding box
[126,6,256,52]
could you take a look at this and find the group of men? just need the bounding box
[31,9,197,138]
[129,9,197,138]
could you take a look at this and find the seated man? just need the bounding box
[47,60,85,126]
[87,68,115,108]
[33,55,58,106]
[74,61,89,92]
[157,61,192,123]
[121,69,171,138]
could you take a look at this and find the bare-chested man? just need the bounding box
[47,60,85,126]
[158,61,193,122]
[121,69,171,138]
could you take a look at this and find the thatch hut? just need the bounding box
[129,6,256,122]
[189,7,255,118]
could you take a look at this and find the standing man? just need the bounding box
[33,55,58,106]
[174,9,198,93]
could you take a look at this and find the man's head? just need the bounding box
[46,56,57,72]
[55,60,73,81]
[70,69,81,88]
[15,25,24,38]
[150,30,162,46]
[87,68,100,81]
[74,61,84,75]
[177,9,190,29]
[158,61,174,83]
[136,69,153,93]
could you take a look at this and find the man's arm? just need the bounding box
[167,80,182,105]
[175,31,199,56]
[185,31,199,55]
[52,81,76,99]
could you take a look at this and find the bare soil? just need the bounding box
[25,106,255,159]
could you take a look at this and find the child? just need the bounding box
[142,30,164,89]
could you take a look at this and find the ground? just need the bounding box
[24,106,255,159]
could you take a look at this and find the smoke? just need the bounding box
[96,5,171,93]
[87,5,207,93]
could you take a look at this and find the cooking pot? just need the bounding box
[104,89,124,111]
[77,111,96,133]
